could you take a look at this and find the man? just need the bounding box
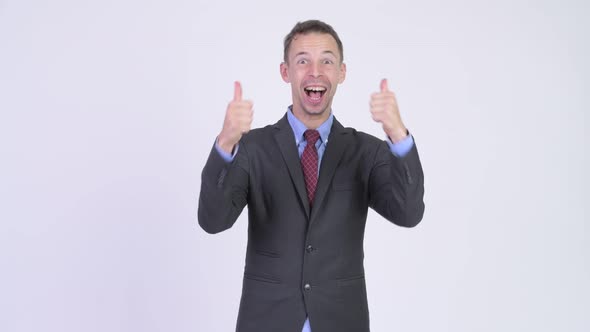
[198,20,424,332]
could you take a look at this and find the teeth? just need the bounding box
[305,87,326,92]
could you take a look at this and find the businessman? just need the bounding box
[198,20,425,332]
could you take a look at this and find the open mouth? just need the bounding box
[304,86,327,104]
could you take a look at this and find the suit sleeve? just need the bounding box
[198,141,249,234]
[368,138,425,227]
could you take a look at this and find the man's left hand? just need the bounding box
[370,78,408,143]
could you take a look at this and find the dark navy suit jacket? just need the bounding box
[198,113,425,332]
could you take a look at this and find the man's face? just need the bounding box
[280,32,346,120]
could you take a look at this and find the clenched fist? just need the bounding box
[217,81,254,154]
[370,79,408,143]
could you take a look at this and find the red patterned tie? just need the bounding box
[301,129,320,206]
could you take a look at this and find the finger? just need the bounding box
[380,78,389,92]
[234,81,243,101]
[370,108,386,116]
[371,112,382,122]
[370,99,394,108]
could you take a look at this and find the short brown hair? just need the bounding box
[283,20,344,63]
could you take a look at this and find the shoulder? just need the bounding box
[336,122,385,148]
[352,129,383,144]
[334,120,392,163]
[240,124,276,144]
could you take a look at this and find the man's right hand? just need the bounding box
[217,81,254,154]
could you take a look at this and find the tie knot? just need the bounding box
[304,129,320,145]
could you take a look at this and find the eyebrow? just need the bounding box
[294,50,337,58]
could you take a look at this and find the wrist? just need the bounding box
[386,127,408,143]
[217,135,236,154]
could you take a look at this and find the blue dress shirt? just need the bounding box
[216,106,414,162]
[215,106,414,331]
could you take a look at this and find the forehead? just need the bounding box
[289,32,339,58]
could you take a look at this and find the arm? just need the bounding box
[368,139,425,227]
[368,78,425,227]
[197,81,253,234]
[198,140,249,234]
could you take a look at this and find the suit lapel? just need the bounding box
[310,118,351,223]
[273,115,311,218]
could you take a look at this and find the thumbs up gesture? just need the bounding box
[370,79,408,143]
[217,81,254,154]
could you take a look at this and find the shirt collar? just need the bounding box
[286,105,333,145]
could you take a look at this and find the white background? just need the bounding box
[0,0,588,331]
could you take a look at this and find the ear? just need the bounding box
[338,62,347,84]
[280,62,290,83]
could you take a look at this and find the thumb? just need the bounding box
[380,78,389,92]
[233,81,243,101]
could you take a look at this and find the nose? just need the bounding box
[309,61,321,77]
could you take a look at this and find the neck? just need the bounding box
[291,105,331,129]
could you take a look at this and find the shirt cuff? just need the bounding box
[386,134,414,157]
[215,138,239,162]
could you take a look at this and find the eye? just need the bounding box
[297,59,308,65]
[323,59,334,65]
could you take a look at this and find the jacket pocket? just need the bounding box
[335,274,365,286]
[244,272,281,284]
[254,249,280,258]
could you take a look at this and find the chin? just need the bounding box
[303,106,328,117]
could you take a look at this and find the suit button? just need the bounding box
[306,245,314,253]
[304,283,311,291]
